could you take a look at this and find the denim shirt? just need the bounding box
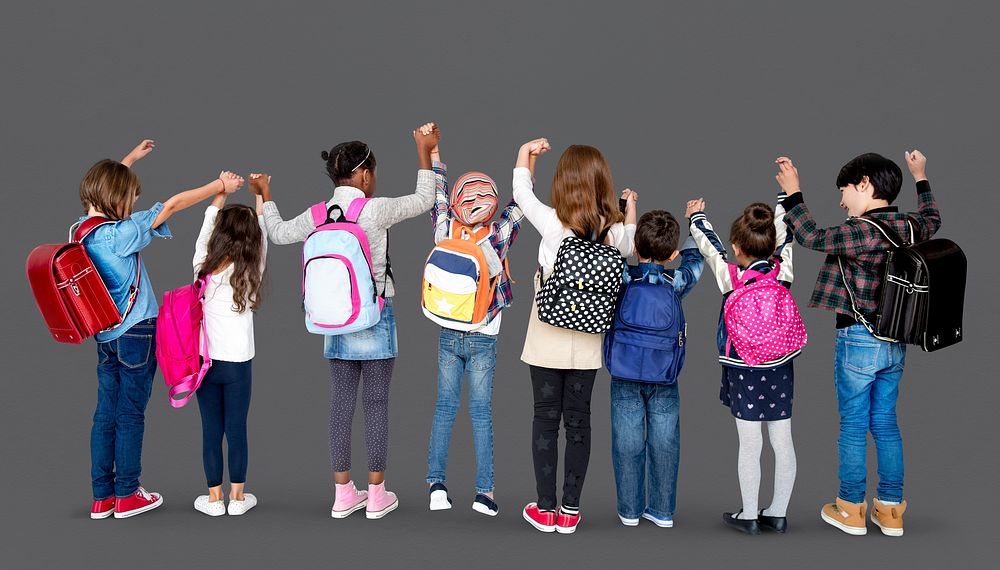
[625,236,704,299]
[79,202,172,342]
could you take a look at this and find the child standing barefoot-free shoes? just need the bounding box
[80,139,243,520]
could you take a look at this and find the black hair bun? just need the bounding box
[746,204,774,231]
[321,150,331,161]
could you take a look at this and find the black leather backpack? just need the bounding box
[839,216,966,351]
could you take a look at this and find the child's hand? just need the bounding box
[413,122,440,153]
[774,157,800,195]
[248,173,271,196]
[521,138,551,157]
[218,171,244,194]
[686,198,706,218]
[905,150,927,181]
[417,122,440,160]
[622,189,639,207]
[122,139,155,166]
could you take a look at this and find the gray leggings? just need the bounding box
[328,358,395,472]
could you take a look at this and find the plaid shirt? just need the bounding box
[430,162,524,322]
[782,180,941,318]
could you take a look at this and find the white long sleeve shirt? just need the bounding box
[193,206,268,362]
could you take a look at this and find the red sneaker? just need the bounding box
[91,497,115,520]
[556,507,581,534]
[114,486,163,519]
[522,502,557,533]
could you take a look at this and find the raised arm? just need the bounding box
[121,139,155,168]
[512,138,560,234]
[687,198,734,294]
[250,172,317,245]
[193,201,222,275]
[430,132,451,244]
[365,123,439,229]
[904,150,942,240]
[773,191,794,285]
[152,171,243,229]
[671,236,705,299]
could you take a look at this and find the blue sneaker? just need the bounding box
[472,494,499,517]
[642,510,674,528]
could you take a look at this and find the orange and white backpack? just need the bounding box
[421,221,502,331]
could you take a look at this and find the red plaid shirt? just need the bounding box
[783,181,941,318]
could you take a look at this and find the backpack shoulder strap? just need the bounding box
[727,263,743,290]
[345,198,369,223]
[310,202,329,227]
[854,216,907,247]
[72,217,114,243]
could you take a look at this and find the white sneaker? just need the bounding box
[194,495,226,517]
[619,514,639,526]
[228,493,257,516]
[429,483,452,511]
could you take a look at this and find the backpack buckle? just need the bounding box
[577,279,584,290]
[71,282,81,296]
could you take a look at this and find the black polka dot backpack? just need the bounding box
[536,230,626,334]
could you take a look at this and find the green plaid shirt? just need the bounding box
[783,180,941,317]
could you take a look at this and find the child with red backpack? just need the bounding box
[687,161,804,535]
[71,140,243,520]
[422,128,524,517]
[181,179,268,517]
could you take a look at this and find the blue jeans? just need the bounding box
[426,328,496,494]
[835,324,906,504]
[610,379,680,519]
[196,360,252,487]
[91,318,157,499]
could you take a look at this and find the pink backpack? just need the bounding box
[155,273,211,408]
[723,262,807,367]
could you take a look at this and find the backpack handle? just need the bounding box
[728,261,779,290]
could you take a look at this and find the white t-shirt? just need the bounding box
[511,167,636,271]
[193,206,268,362]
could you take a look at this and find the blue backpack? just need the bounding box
[603,277,686,384]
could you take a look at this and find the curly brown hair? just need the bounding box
[198,204,265,313]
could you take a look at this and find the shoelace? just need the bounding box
[135,486,153,501]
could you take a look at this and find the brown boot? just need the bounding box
[821,497,867,535]
[871,498,906,537]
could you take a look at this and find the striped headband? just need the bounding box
[450,171,498,226]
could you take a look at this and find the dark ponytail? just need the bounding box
[321,141,376,186]
[730,202,776,260]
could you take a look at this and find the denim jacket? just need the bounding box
[79,202,171,342]
[625,237,704,299]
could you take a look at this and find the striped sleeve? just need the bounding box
[689,212,735,294]
[774,192,794,285]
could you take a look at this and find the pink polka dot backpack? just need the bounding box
[722,261,807,367]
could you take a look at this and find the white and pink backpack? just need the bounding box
[723,262,807,367]
[302,198,383,335]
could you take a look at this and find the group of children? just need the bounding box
[70,126,940,538]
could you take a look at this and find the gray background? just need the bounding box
[2,1,997,568]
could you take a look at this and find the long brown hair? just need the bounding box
[198,204,265,313]
[550,145,623,240]
[79,159,141,220]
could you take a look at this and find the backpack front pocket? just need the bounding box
[608,330,679,382]
[304,254,360,328]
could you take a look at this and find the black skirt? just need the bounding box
[720,361,794,421]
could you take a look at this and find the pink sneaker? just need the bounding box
[331,481,368,519]
[365,482,398,520]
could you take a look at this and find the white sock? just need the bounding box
[735,418,762,520]
[761,419,796,518]
[879,499,900,506]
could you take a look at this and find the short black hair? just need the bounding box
[321,141,377,186]
[635,210,680,261]
[836,153,903,203]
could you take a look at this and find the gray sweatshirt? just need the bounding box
[262,169,436,298]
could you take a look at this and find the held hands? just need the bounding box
[516,138,551,170]
[413,122,440,153]
[621,189,639,210]
[122,139,155,167]
[686,198,706,218]
[218,171,244,194]
[774,156,800,195]
[248,173,271,196]
[905,150,927,182]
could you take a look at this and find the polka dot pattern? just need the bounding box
[536,236,625,334]
[328,358,395,473]
[723,263,808,366]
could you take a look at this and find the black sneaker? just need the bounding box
[722,510,761,535]
[472,494,499,517]
[429,483,452,511]
[758,510,788,533]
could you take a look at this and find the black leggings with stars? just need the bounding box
[529,365,597,511]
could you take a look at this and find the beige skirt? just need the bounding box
[520,269,605,370]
